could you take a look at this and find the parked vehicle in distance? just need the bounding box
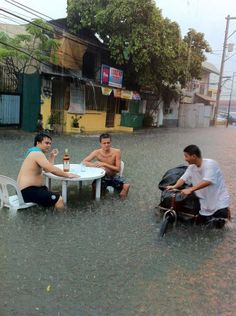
[228,112,236,125]
[217,112,236,125]
[216,113,227,124]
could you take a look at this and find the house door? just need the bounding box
[51,79,67,132]
[105,95,116,127]
[0,94,21,126]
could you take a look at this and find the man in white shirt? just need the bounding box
[166,144,231,224]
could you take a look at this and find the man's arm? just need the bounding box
[181,180,211,195]
[35,153,79,178]
[82,150,99,167]
[94,150,121,173]
[166,178,186,191]
[48,148,59,164]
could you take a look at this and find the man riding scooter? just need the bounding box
[166,144,231,226]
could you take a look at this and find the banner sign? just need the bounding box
[121,90,133,100]
[101,87,112,96]
[101,64,123,88]
[101,64,110,85]
[113,89,121,98]
[132,91,141,100]
[109,67,123,88]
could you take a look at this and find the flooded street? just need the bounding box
[0,127,236,316]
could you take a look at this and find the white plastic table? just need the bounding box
[44,164,105,204]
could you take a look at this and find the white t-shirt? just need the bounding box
[180,159,229,216]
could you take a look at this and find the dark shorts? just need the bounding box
[21,186,60,207]
[196,207,230,224]
[93,175,124,192]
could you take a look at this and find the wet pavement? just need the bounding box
[0,126,236,315]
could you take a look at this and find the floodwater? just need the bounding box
[0,127,236,316]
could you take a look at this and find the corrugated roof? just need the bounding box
[195,93,216,102]
[202,61,220,75]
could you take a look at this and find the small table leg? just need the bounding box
[78,181,82,191]
[95,178,101,200]
[62,181,68,204]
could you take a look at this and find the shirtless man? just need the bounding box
[82,133,130,198]
[17,132,79,209]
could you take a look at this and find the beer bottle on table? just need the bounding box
[63,148,70,172]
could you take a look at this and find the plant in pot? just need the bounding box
[47,112,61,132]
[71,115,82,128]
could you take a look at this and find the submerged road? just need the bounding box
[0,126,236,315]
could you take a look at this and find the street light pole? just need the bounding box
[226,72,236,127]
[214,15,236,125]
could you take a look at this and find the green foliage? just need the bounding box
[0,19,59,75]
[67,0,211,99]
[183,28,212,80]
[47,112,61,126]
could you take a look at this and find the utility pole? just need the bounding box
[214,15,236,125]
[226,72,236,127]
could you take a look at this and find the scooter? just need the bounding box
[157,166,229,237]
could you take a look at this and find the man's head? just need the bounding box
[99,133,111,152]
[34,132,52,152]
[183,144,202,165]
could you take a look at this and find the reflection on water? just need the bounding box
[0,128,236,315]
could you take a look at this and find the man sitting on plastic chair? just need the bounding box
[82,133,130,198]
[17,132,79,209]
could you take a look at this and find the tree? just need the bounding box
[67,0,211,100]
[183,28,211,81]
[0,19,59,81]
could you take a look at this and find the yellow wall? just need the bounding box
[64,111,132,133]
[40,97,52,129]
[40,98,133,133]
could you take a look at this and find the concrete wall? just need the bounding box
[179,103,211,128]
[163,99,179,127]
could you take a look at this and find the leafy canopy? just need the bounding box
[0,19,59,75]
[67,0,211,98]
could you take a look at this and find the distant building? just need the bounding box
[178,61,220,128]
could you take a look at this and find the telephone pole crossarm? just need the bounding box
[214,15,236,125]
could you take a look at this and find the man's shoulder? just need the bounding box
[26,151,45,163]
[94,148,102,155]
[28,151,44,157]
[111,147,121,154]
[203,158,218,167]
[185,164,195,173]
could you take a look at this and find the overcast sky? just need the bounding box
[156,0,236,76]
[2,0,236,76]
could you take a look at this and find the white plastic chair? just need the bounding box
[107,160,124,193]
[0,175,37,210]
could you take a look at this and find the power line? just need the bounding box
[1,6,108,51]
[5,0,52,21]
[0,21,87,66]
[0,5,109,86]
[0,39,49,64]
[6,0,63,21]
